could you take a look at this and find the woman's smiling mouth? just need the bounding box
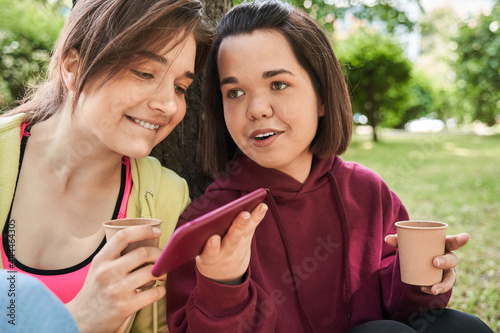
[254,132,277,140]
[250,129,282,147]
[127,116,160,130]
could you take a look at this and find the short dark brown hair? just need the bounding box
[202,0,352,175]
[4,0,213,124]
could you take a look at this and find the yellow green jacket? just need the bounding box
[0,113,190,332]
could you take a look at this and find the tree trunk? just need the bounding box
[366,83,379,142]
[203,0,233,28]
[370,113,378,142]
[150,0,232,200]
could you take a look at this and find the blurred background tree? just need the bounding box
[235,0,418,34]
[452,2,500,126]
[336,29,413,141]
[0,0,69,108]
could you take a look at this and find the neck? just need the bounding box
[27,110,123,191]
[277,153,313,184]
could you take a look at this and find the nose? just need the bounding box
[246,95,273,120]
[148,84,178,116]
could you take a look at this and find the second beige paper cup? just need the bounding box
[103,218,162,255]
[395,220,447,286]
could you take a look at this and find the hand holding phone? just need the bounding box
[152,188,267,276]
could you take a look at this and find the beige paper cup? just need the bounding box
[103,218,162,256]
[395,220,447,286]
[103,218,162,289]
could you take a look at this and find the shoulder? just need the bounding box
[334,158,408,231]
[335,158,388,189]
[333,157,402,210]
[132,156,188,190]
[128,156,189,213]
[0,113,25,134]
[0,114,25,224]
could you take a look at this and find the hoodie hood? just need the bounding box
[208,155,341,202]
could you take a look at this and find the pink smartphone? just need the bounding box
[152,188,267,276]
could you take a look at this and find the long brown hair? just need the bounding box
[202,0,352,175]
[3,0,213,124]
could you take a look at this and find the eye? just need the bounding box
[271,82,288,91]
[175,85,187,95]
[131,69,154,80]
[227,89,244,99]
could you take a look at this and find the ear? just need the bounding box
[61,49,80,91]
[319,104,325,117]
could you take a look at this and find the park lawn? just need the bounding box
[342,130,500,331]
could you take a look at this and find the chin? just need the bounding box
[250,156,282,170]
[121,145,154,159]
[123,138,159,158]
[129,150,153,159]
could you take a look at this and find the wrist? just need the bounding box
[208,276,243,285]
[65,301,88,333]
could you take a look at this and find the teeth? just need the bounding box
[255,132,276,139]
[132,117,159,130]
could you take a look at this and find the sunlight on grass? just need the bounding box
[343,131,500,331]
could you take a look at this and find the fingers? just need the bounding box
[111,284,166,317]
[121,263,165,290]
[131,285,166,310]
[221,211,253,249]
[199,204,267,263]
[420,235,464,295]
[198,234,221,264]
[70,225,164,332]
[421,268,456,295]
[226,203,268,241]
[432,234,464,271]
[445,233,469,252]
[196,203,268,284]
[384,234,398,248]
[433,251,458,270]
[98,225,162,260]
[116,246,164,274]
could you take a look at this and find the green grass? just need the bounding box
[342,130,500,331]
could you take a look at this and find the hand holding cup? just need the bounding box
[67,222,165,333]
[103,218,163,289]
[385,220,469,295]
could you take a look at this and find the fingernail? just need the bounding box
[259,204,268,214]
[153,228,162,235]
[435,258,444,267]
[242,212,251,220]
[434,288,443,295]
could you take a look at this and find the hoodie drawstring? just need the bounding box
[143,189,158,333]
[266,192,316,333]
[142,190,155,218]
[327,172,353,326]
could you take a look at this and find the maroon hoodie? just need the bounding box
[167,155,451,332]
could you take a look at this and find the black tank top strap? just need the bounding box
[2,123,126,275]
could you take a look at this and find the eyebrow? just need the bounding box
[220,76,238,86]
[262,69,294,79]
[137,51,168,65]
[220,68,294,87]
[136,50,196,80]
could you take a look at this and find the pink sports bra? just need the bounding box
[1,123,133,303]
